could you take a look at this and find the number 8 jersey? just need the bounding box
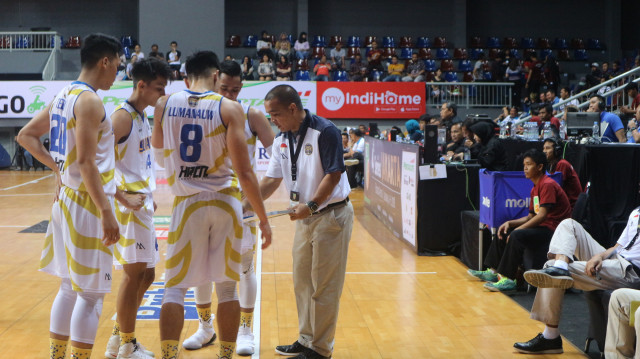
[160,90,236,196]
[49,81,116,195]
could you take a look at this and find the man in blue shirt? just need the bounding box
[588,94,626,142]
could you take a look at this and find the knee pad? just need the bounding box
[70,292,105,344]
[50,279,78,336]
[241,251,255,275]
[215,281,238,304]
[162,287,188,306]
[194,282,214,305]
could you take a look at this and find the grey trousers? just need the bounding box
[606,288,640,359]
[530,219,640,325]
[293,202,354,357]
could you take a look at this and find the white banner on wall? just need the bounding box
[401,150,418,247]
[0,80,317,119]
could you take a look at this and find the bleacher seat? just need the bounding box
[574,49,588,61]
[469,36,482,48]
[458,59,472,72]
[434,37,447,48]
[503,37,517,49]
[288,34,295,46]
[347,36,361,48]
[121,36,133,49]
[469,48,484,60]
[488,48,500,60]
[486,37,500,49]
[311,46,326,59]
[347,47,360,59]
[382,47,396,60]
[554,38,568,49]
[244,35,257,48]
[226,35,241,48]
[444,71,458,82]
[371,69,383,81]
[0,36,10,48]
[50,35,63,48]
[418,48,432,60]
[296,58,309,71]
[123,47,132,59]
[424,59,437,71]
[463,71,474,82]
[333,70,348,81]
[364,36,377,47]
[399,36,413,48]
[523,49,536,59]
[400,48,413,60]
[436,48,450,60]
[382,36,395,48]
[295,70,310,81]
[540,49,552,59]
[571,38,585,49]
[537,37,551,49]
[267,34,276,46]
[425,71,436,82]
[15,36,31,49]
[312,35,326,47]
[483,71,493,81]
[557,49,570,60]
[453,48,468,60]
[520,37,534,49]
[508,49,521,59]
[440,59,454,72]
[66,36,81,49]
[328,35,342,48]
[416,37,431,49]
[588,38,602,50]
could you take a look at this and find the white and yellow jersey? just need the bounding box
[161,90,236,196]
[241,101,257,172]
[49,81,115,195]
[113,101,155,194]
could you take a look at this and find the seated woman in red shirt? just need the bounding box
[542,138,583,210]
[469,149,572,292]
[313,55,331,81]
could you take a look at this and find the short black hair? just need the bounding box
[131,57,173,88]
[341,132,348,137]
[185,51,220,80]
[546,88,555,95]
[391,54,398,59]
[151,44,158,48]
[523,148,547,169]
[220,60,242,78]
[265,84,303,111]
[626,82,638,92]
[353,129,363,137]
[565,105,579,113]
[541,103,553,114]
[170,41,178,46]
[80,33,121,68]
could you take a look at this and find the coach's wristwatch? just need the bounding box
[306,201,319,214]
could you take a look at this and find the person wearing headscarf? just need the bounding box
[405,119,423,142]
[469,121,508,171]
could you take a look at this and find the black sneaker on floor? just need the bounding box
[275,341,310,356]
[290,349,331,359]
[514,333,563,354]
[524,266,573,289]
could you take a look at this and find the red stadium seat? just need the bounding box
[557,49,570,61]
[453,48,468,60]
[399,36,413,48]
[463,71,474,82]
[434,37,447,48]
[267,35,276,46]
[311,46,326,59]
[425,71,436,82]
[537,37,551,49]
[296,58,309,71]
[347,47,361,59]
[418,47,432,60]
[440,59,454,72]
[66,36,81,48]
[364,36,377,47]
[328,35,342,48]
[383,47,396,60]
[469,36,482,48]
[488,48,500,60]
[0,36,10,49]
[523,49,537,59]
[503,37,517,49]
[226,35,241,48]
[571,38,585,50]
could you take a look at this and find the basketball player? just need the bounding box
[181,60,274,355]
[17,33,121,359]
[104,57,172,359]
[151,51,272,359]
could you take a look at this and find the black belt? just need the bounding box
[314,197,350,216]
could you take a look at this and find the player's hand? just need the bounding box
[259,220,272,249]
[53,170,62,203]
[121,193,146,211]
[585,256,603,277]
[101,210,120,246]
[289,203,312,221]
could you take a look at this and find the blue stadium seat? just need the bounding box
[469,48,484,60]
[333,70,348,81]
[371,69,383,81]
[400,48,413,60]
[458,59,472,72]
[312,35,326,47]
[587,38,602,50]
[483,72,493,81]
[486,37,500,49]
[416,37,431,49]
[15,36,31,48]
[244,35,257,48]
[382,36,395,48]
[50,35,63,48]
[424,59,437,72]
[521,37,534,49]
[540,49,552,59]
[554,38,568,49]
[444,72,458,82]
[288,34,295,46]
[574,49,588,61]
[123,47,132,59]
[436,48,450,60]
[121,36,133,49]
[295,70,310,81]
[347,36,361,48]
[509,49,520,59]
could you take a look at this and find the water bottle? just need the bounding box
[499,121,506,138]
[510,122,517,139]
[463,146,471,161]
[592,121,600,139]
[543,122,552,139]
[628,129,634,143]
[559,120,566,139]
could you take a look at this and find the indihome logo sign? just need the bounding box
[505,197,530,208]
[321,87,422,111]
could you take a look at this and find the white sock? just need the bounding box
[553,260,569,270]
[542,326,560,339]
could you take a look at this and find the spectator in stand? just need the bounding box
[522,91,541,116]
[546,89,560,116]
[468,121,508,171]
[496,106,520,127]
[257,54,274,81]
[444,122,466,161]
[148,44,163,60]
[349,53,366,81]
[620,82,640,117]
[125,55,137,79]
[557,87,579,113]
[342,133,350,153]
[601,62,611,80]
[166,41,182,76]
[473,53,486,81]
[352,67,368,82]
[435,101,460,128]
[344,129,365,188]
[611,61,622,78]
[275,32,291,60]
[359,125,368,135]
[383,55,404,82]
[635,56,640,69]
[366,41,384,75]
[241,55,254,80]
[490,52,505,83]
[543,138,583,211]
[330,42,346,70]
[276,55,292,81]
[534,104,561,137]
[469,149,571,293]
[313,55,331,81]
[132,44,144,62]
[405,119,423,142]
[505,60,523,107]
[224,55,234,61]
[543,55,560,93]
[294,32,310,59]
[525,54,544,96]
[586,62,602,89]
[429,69,443,101]
[257,30,274,60]
[402,52,425,82]
[587,94,626,142]
[629,110,640,143]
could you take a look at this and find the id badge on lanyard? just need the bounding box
[290,181,300,207]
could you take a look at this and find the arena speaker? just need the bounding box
[423,124,439,164]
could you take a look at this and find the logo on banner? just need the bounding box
[505,197,530,208]
[321,87,345,111]
[482,196,491,208]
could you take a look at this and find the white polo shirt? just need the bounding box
[616,208,640,266]
[266,110,351,211]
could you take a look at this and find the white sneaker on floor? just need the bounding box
[117,342,154,359]
[236,326,255,356]
[136,341,155,357]
[105,334,120,359]
[182,320,217,350]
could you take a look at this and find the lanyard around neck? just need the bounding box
[288,116,309,182]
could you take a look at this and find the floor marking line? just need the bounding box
[252,228,262,359]
[262,271,437,275]
[0,174,53,191]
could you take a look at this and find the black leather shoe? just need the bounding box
[290,349,331,359]
[275,341,310,356]
[514,333,563,354]
[524,266,573,289]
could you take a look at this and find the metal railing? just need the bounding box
[0,31,60,51]
[425,82,513,109]
[515,66,640,125]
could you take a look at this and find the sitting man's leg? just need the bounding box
[605,288,640,358]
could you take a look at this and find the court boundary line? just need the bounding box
[262,271,437,275]
[0,193,52,197]
[0,174,53,191]
[252,229,263,359]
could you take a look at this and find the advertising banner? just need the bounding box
[479,169,563,228]
[364,137,419,247]
[316,82,426,119]
[0,80,316,119]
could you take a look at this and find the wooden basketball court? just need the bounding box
[0,170,587,358]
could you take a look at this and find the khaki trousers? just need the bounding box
[293,202,353,357]
[606,288,640,359]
